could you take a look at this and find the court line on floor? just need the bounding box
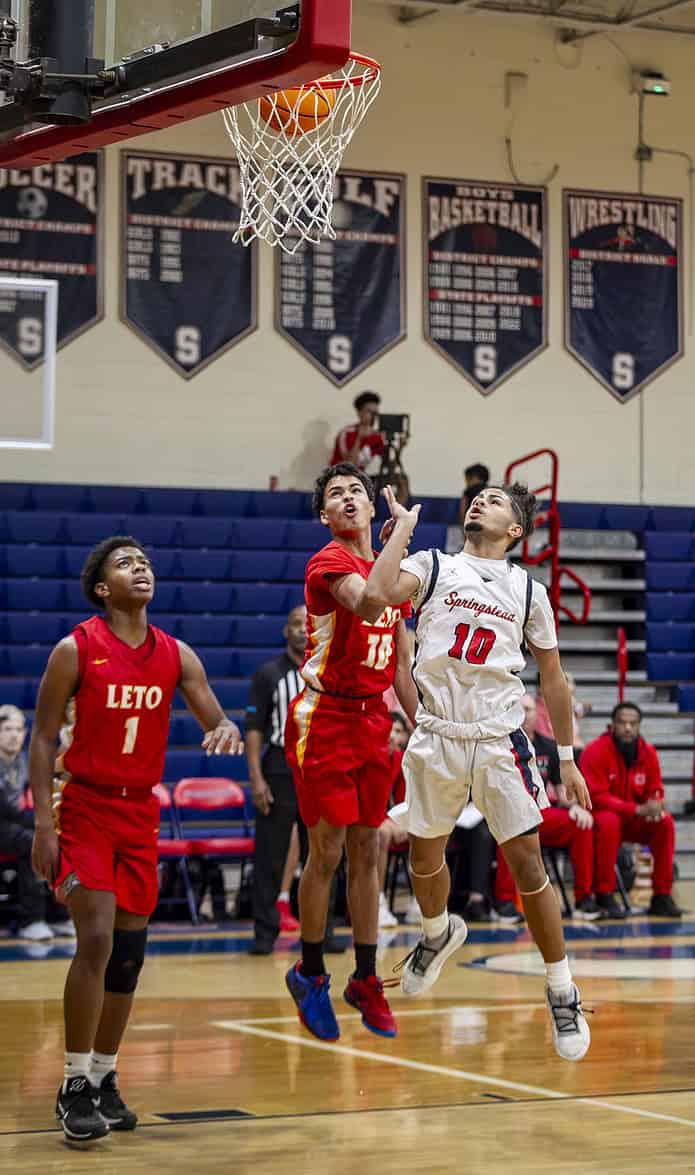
[222,1002,545,1026]
[214,1021,695,1128]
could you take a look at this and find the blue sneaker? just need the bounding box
[285,962,340,1042]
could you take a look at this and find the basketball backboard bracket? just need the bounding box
[0,1,351,169]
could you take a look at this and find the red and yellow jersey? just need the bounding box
[62,615,181,792]
[301,541,411,697]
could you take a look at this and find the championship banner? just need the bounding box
[424,178,547,395]
[122,151,257,379]
[276,170,405,385]
[564,189,683,401]
[0,152,103,370]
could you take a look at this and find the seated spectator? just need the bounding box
[536,671,590,751]
[377,713,412,927]
[495,695,604,922]
[331,391,385,472]
[581,701,682,919]
[447,803,495,922]
[0,705,73,941]
[458,462,489,526]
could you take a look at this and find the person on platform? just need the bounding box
[29,537,243,1145]
[331,391,385,473]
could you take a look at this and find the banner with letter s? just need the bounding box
[424,177,547,395]
[564,188,682,400]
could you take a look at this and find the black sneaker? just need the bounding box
[56,1076,109,1144]
[572,897,603,921]
[648,893,683,919]
[97,1071,138,1131]
[462,898,492,923]
[495,901,525,925]
[596,892,628,920]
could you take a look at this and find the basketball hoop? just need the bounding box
[221,52,381,254]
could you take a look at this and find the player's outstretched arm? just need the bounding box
[178,642,244,756]
[29,637,80,883]
[529,642,592,811]
[358,486,421,613]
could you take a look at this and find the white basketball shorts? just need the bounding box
[389,725,549,845]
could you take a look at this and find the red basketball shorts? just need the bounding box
[53,779,160,917]
[285,689,392,828]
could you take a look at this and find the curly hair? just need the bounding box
[80,535,148,608]
[312,462,375,518]
[499,482,537,551]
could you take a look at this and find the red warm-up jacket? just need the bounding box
[579,732,664,817]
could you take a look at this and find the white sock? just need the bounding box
[546,956,573,997]
[278,891,290,904]
[63,1051,91,1091]
[422,911,449,942]
[90,1050,118,1087]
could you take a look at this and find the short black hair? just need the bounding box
[497,481,537,551]
[612,701,643,722]
[312,462,375,517]
[390,710,408,727]
[353,390,380,413]
[465,463,489,483]
[80,535,148,608]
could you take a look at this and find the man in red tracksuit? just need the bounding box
[580,701,682,919]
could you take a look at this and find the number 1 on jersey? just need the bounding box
[448,623,496,665]
[122,715,140,755]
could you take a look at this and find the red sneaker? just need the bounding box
[343,974,397,1038]
[276,899,300,933]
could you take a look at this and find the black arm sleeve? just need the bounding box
[244,664,275,739]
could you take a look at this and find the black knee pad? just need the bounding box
[104,928,147,994]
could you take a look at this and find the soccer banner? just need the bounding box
[276,170,406,385]
[424,178,547,395]
[122,151,257,379]
[0,152,103,370]
[564,188,683,401]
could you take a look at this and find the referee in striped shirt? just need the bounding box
[246,606,306,954]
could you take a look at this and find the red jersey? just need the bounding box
[331,426,385,470]
[301,541,411,698]
[62,615,181,792]
[579,731,664,817]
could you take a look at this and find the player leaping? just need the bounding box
[370,483,592,1062]
[284,462,419,1042]
[30,537,243,1145]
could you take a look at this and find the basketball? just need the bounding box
[259,84,336,136]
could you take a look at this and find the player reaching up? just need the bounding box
[284,462,419,1042]
[30,537,243,1145]
[369,483,592,1062]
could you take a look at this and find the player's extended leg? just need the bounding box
[342,824,397,1037]
[501,830,590,1061]
[398,833,468,997]
[89,908,148,1131]
[57,886,116,1144]
[286,819,345,1042]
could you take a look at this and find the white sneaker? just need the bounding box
[404,895,421,926]
[50,920,77,938]
[398,914,468,997]
[546,984,591,1061]
[378,896,398,928]
[18,921,55,942]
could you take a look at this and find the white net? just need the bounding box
[221,54,381,254]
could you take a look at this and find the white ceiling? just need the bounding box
[360,0,695,38]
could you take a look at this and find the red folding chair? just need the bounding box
[153,782,198,925]
[172,778,255,920]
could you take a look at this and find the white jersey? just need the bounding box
[401,548,557,740]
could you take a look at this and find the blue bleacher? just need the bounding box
[645,533,694,561]
[0,678,37,707]
[646,594,695,623]
[3,613,73,644]
[178,517,234,548]
[229,519,289,549]
[5,546,66,576]
[163,749,247,782]
[195,489,253,517]
[6,580,67,611]
[63,514,125,545]
[88,486,145,514]
[4,512,68,543]
[648,653,695,680]
[647,564,695,592]
[646,624,695,652]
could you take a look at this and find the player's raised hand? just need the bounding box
[559,760,592,810]
[203,720,244,756]
[379,485,421,545]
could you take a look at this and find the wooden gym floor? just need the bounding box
[1,884,695,1173]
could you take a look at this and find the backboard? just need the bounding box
[0,1,351,167]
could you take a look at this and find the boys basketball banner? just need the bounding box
[424,178,547,395]
[276,170,405,385]
[564,189,683,401]
[121,151,257,379]
[0,152,103,370]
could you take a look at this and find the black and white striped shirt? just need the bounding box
[245,653,303,749]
